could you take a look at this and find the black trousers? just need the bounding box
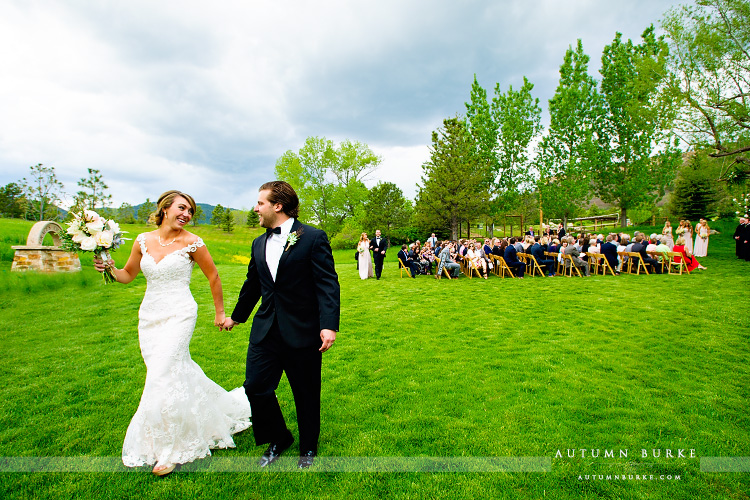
[244,323,322,453]
[373,256,384,278]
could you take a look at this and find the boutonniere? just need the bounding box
[285,228,303,251]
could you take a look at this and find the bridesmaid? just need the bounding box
[694,219,710,257]
[662,220,674,249]
[683,220,694,254]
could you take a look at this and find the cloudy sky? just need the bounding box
[0,0,680,209]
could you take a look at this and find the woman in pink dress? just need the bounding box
[693,219,710,257]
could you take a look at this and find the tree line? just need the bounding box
[2,0,746,244]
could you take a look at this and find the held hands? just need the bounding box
[214,312,226,330]
[221,317,239,331]
[320,329,336,353]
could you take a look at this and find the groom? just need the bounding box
[224,181,340,469]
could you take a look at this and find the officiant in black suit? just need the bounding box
[224,181,340,469]
[369,229,387,279]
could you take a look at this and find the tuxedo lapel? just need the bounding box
[258,230,273,282]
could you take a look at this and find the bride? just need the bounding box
[94,190,251,476]
[357,232,374,279]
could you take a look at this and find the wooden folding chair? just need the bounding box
[434,256,453,279]
[546,251,562,275]
[398,258,412,278]
[586,252,601,275]
[648,251,668,274]
[464,258,482,278]
[618,251,631,274]
[668,252,691,275]
[494,256,515,278]
[562,253,582,277]
[527,254,546,277]
[627,252,649,275]
[596,254,617,276]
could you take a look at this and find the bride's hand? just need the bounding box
[214,312,226,330]
[93,256,113,273]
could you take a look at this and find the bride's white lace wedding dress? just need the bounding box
[122,234,251,467]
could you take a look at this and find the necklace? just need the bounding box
[158,234,177,247]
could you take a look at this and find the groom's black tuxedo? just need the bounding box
[231,219,340,454]
[231,219,340,347]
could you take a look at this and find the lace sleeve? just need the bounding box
[185,237,205,254]
[136,233,147,253]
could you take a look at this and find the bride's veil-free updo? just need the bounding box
[148,190,197,226]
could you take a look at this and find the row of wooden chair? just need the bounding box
[401,249,691,279]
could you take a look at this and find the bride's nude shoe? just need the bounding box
[152,463,176,476]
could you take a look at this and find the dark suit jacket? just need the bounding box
[397,249,411,265]
[601,242,618,268]
[504,245,520,265]
[231,220,340,349]
[529,243,546,262]
[369,237,387,260]
[558,228,566,239]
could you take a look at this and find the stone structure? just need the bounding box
[11,221,82,273]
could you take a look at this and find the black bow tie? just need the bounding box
[267,227,282,235]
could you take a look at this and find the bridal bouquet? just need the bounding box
[60,210,128,283]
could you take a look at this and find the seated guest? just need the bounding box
[397,244,419,278]
[646,235,659,253]
[548,238,560,254]
[654,237,670,263]
[521,235,534,253]
[564,236,590,276]
[504,238,526,278]
[672,236,706,271]
[601,234,620,275]
[437,242,461,278]
[513,238,524,253]
[483,238,493,258]
[530,237,556,276]
[467,242,489,279]
[588,238,600,254]
[631,234,661,274]
[491,238,503,256]
[421,243,435,274]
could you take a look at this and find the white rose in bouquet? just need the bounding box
[83,210,100,222]
[72,232,86,244]
[96,230,114,248]
[86,218,105,234]
[80,236,97,251]
[107,220,120,234]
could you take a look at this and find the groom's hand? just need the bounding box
[222,318,239,331]
[320,329,336,353]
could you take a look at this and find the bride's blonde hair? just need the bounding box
[148,190,197,226]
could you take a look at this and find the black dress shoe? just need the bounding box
[259,437,294,467]
[298,450,316,469]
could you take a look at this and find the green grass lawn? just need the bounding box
[0,218,748,499]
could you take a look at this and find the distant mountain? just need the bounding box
[130,202,236,225]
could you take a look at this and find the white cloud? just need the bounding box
[0,0,680,209]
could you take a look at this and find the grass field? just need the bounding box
[0,218,748,499]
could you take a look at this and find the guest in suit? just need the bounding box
[503,238,525,278]
[530,237,555,276]
[398,244,418,278]
[557,223,566,240]
[631,234,661,274]
[563,236,590,276]
[369,229,387,280]
[601,234,619,275]
[437,242,460,278]
[225,181,340,469]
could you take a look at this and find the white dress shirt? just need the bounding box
[265,218,295,281]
